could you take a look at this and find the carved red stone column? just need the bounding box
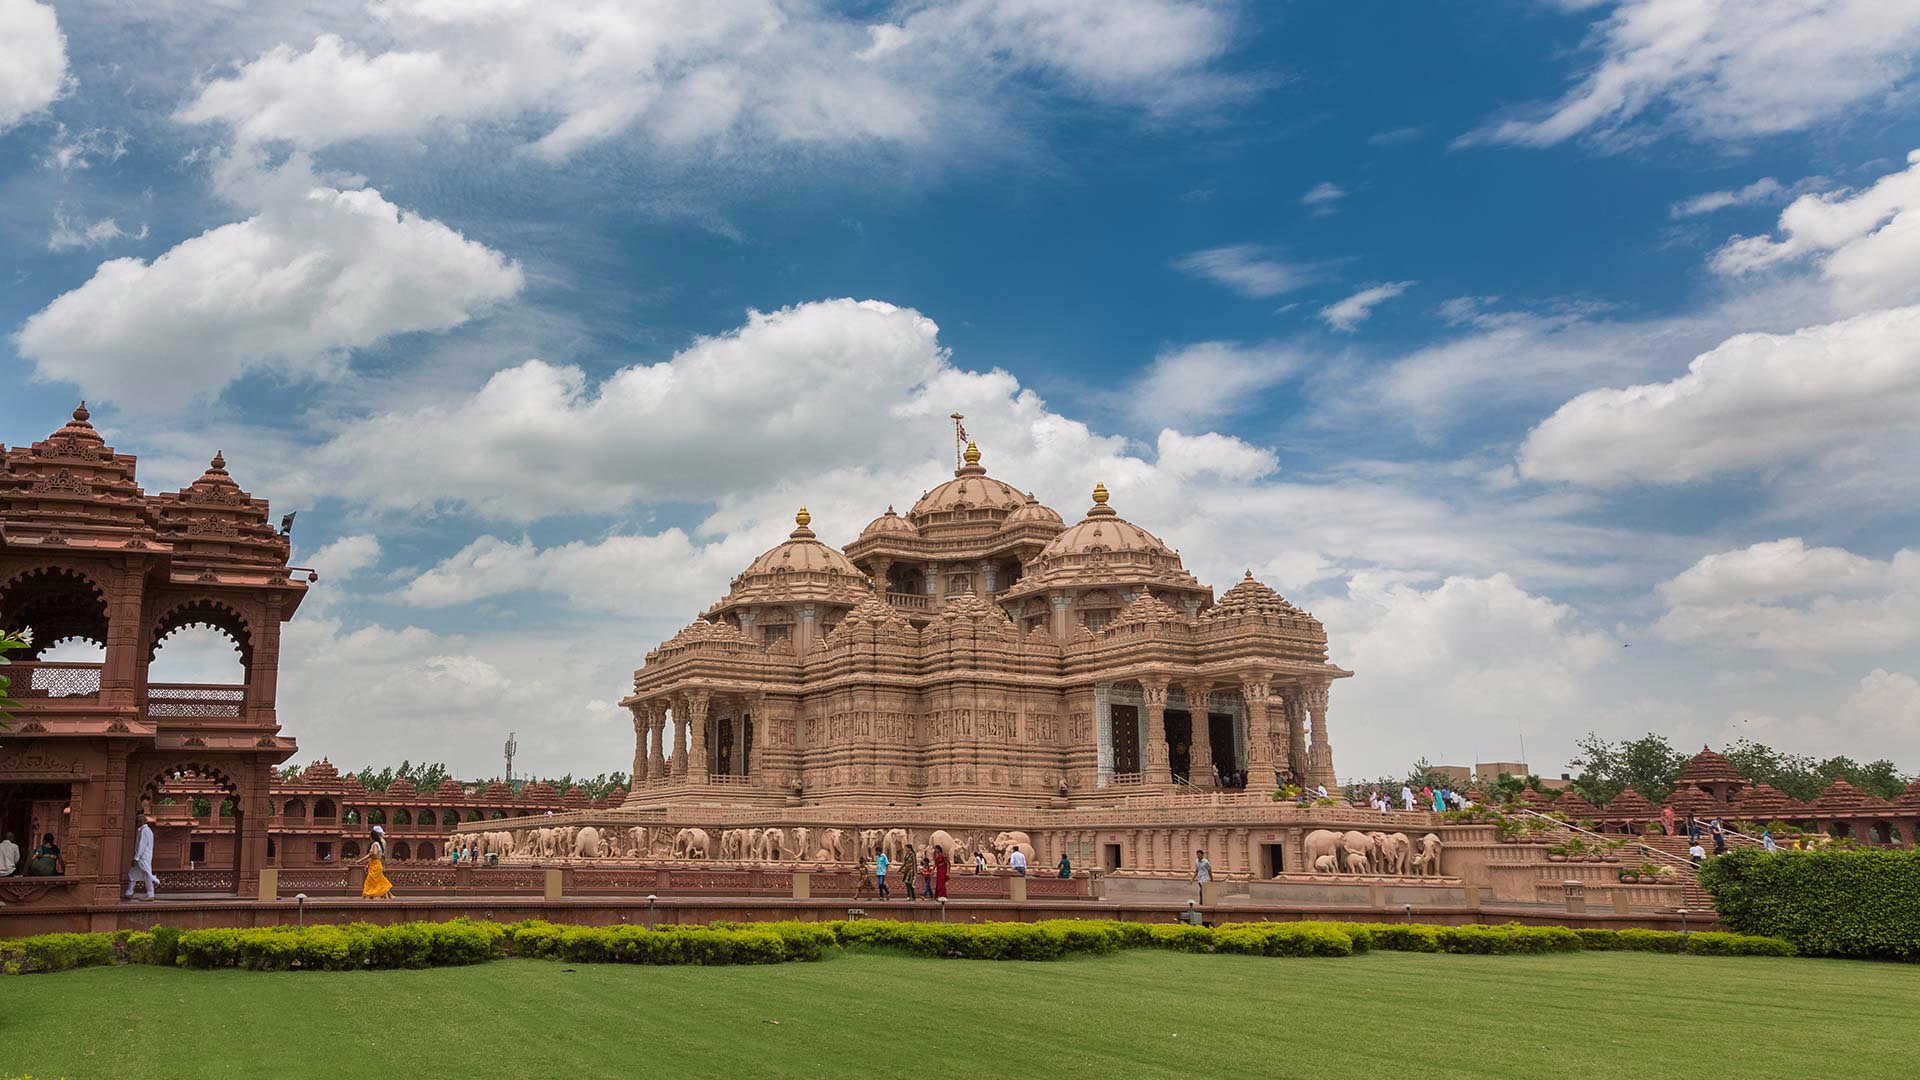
[630,705,650,788]
[1140,679,1172,786]
[1285,691,1309,781]
[670,700,689,780]
[648,706,667,781]
[1241,677,1274,783]
[684,691,711,783]
[1184,682,1213,786]
[1306,682,1337,791]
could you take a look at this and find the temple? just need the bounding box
[621,443,1349,808]
[0,406,305,903]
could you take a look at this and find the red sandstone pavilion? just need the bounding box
[6,407,1918,931]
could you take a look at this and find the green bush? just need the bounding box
[176,919,504,971]
[1684,931,1795,958]
[1700,848,1920,960]
[0,932,116,975]
[1617,928,1686,954]
[1211,923,1353,957]
[1336,922,1440,953]
[1143,923,1216,952]
[1574,928,1622,950]
[504,922,792,965]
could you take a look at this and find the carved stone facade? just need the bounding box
[622,444,1351,811]
[0,406,307,903]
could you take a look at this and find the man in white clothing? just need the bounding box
[125,816,159,900]
[1400,785,1416,811]
[0,832,19,876]
[1008,848,1028,876]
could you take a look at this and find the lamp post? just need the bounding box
[1679,907,1689,938]
[647,894,658,930]
[295,893,307,929]
[939,897,947,924]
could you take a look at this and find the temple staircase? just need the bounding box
[1513,808,1717,913]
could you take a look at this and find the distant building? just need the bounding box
[1433,764,1471,786]
[1475,761,1529,784]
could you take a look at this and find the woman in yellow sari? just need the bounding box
[360,825,394,899]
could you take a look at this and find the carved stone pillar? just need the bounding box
[684,691,711,781]
[1306,682,1336,790]
[1286,691,1309,782]
[873,558,893,596]
[648,708,667,780]
[630,705,650,787]
[797,604,818,656]
[670,699,690,779]
[1242,677,1274,779]
[100,562,144,711]
[1140,678,1171,786]
[732,702,747,777]
[1050,591,1073,641]
[1184,682,1214,785]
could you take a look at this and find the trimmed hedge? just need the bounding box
[1700,848,1920,961]
[0,917,1796,974]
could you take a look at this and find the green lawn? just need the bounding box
[4,950,1915,1080]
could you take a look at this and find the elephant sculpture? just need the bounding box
[719,829,744,861]
[1384,832,1414,875]
[990,831,1035,864]
[783,827,810,862]
[627,827,649,857]
[1338,831,1374,874]
[882,828,910,864]
[926,829,960,861]
[1304,829,1343,874]
[649,829,675,858]
[674,827,711,860]
[1343,849,1370,874]
[813,828,850,862]
[574,826,603,859]
[756,828,785,862]
[1412,833,1443,875]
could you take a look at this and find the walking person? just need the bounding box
[933,844,950,900]
[1661,805,1676,837]
[124,815,159,901]
[1193,848,1213,901]
[918,856,935,899]
[1057,850,1071,878]
[360,825,394,899]
[1711,819,1727,855]
[1688,839,1705,867]
[1762,829,1777,854]
[901,843,917,900]
[974,848,987,875]
[1008,846,1028,876]
[875,849,891,899]
[1401,784,1416,811]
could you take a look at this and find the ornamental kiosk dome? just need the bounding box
[858,505,919,540]
[1035,483,1178,563]
[742,508,864,577]
[1004,494,1064,528]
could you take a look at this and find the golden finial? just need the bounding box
[1091,482,1109,506]
[963,441,981,466]
[795,506,811,528]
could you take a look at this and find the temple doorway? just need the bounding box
[1207,713,1237,776]
[1261,844,1286,877]
[0,783,71,868]
[1103,843,1123,871]
[1165,713,1192,783]
[1110,704,1140,776]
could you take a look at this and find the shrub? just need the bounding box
[1700,848,1920,960]
[0,933,116,975]
[1211,923,1352,957]
[1143,923,1216,953]
[1617,929,1686,954]
[1684,931,1795,958]
[1574,928,1621,950]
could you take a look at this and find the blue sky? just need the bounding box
[4,0,1919,781]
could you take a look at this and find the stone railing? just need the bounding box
[10,661,103,699]
[146,683,245,718]
[157,868,238,892]
[885,592,931,611]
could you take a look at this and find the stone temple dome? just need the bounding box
[743,508,863,577]
[1036,483,1177,564]
[1005,494,1064,528]
[909,442,1031,530]
[858,505,919,539]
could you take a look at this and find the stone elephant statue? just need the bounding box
[719,829,745,861]
[627,827,649,858]
[991,831,1035,864]
[756,828,785,862]
[1313,853,1338,874]
[574,826,603,859]
[783,827,810,862]
[881,828,910,864]
[857,829,883,860]
[1384,832,1414,875]
[812,828,849,862]
[674,828,711,860]
[1412,833,1443,875]
[1339,831,1374,874]
[1304,829,1342,874]
[649,829,675,858]
[926,829,960,860]
[1366,832,1394,872]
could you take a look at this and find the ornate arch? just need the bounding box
[147,598,254,666]
[140,760,242,804]
[0,566,110,658]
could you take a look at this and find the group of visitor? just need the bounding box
[1,831,68,879]
[854,841,1060,901]
[1213,765,1249,789]
[1364,784,1470,813]
[1685,816,1732,865]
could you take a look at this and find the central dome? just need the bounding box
[909,442,1031,527]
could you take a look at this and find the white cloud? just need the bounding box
[1659,538,1894,604]
[1653,540,1920,656]
[0,0,68,132]
[1313,572,1617,773]
[1301,181,1346,214]
[1670,177,1784,218]
[1517,304,1920,487]
[1319,280,1414,332]
[15,157,524,410]
[177,0,1241,162]
[42,125,128,174]
[46,209,147,252]
[399,531,735,614]
[304,533,383,582]
[1463,1,1920,147]
[1712,150,1920,310]
[1124,341,1304,427]
[1174,244,1321,298]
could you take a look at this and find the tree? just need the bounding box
[1722,741,1912,802]
[0,626,31,730]
[1569,732,1688,804]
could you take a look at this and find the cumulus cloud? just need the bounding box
[1300,181,1346,214]
[1517,304,1920,487]
[1653,540,1920,657]
[1124,341,1305,427]
[399,531,738,614]
[304,533,383,581]
[177,0,1242,162]
[1174,244,1321,298]
[14,157,523,409]
[0,0,68,132]
[1712,150,1920,310]
[1319,281,1414,332]
[1463,1,1920,147]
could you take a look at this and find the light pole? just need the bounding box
[295,893,307,929]
[647,894,658,930]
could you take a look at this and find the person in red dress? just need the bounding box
[932,844,950,900]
